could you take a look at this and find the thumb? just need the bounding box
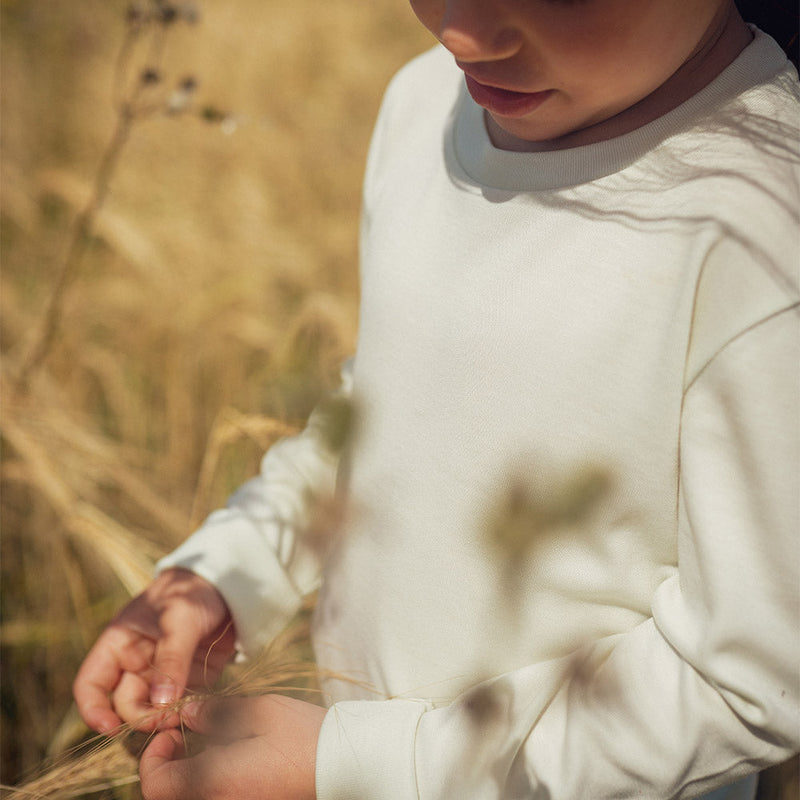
[139,729,192,800]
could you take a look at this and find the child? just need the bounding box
[73,1,800,798]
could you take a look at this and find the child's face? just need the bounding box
[410,0,729,148]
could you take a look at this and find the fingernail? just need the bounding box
[151,682,176,707]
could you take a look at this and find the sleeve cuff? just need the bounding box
[155,508,304,656]
[315,699,431,800]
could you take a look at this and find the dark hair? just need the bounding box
[735,0,799,69]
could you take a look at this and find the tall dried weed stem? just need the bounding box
[13,1,207,394]
[1,0,430,795]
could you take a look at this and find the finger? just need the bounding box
[195,622,237,680]
[179,697,268,740]
[139,729,195,800]
[181,695,310,741]
[150,608,209,707]
[73,627,151,733]
[113,670,176,732]
[182,624,237,693]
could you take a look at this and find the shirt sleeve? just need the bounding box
[315,308,800,799]
[155,359,353,656]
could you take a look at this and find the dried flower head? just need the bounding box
[318,396,358,455]
[154,1,178,25]
[141,67,161,85]
[486,464,612,563]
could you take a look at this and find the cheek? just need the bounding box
[517,4,631,85]
[527,1,666,65]
[534,10,679,101]
[550,0,709,89]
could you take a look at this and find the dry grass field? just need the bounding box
[1,2,797,798]
[1,0,430,794]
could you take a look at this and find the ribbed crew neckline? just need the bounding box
[450,29,791,192]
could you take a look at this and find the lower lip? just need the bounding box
[464,75,553,118]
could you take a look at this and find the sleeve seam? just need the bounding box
[683,302,800,396]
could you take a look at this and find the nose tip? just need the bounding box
[439,25,522,63]
[439,29,483,61]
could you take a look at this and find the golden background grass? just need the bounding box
[1,0,430,791]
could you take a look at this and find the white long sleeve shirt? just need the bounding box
[158,29,800,800]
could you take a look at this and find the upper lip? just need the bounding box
[456,63,542,95]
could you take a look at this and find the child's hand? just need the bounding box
[73,568,236,734]
[139,694,325,800]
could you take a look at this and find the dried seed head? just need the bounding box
[141,67,161,85]
[126,4,145,24]
[201,105,226,123]
[486,479,544,561]
[167,76,198,113]
[463,684,502,728]
[545,467,611,527]
[156,3,178,25]
[485,464,612,564]
[318,396,358,455]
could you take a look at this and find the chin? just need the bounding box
[489,114,578,150]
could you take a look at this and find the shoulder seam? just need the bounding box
[683,302,800,396]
